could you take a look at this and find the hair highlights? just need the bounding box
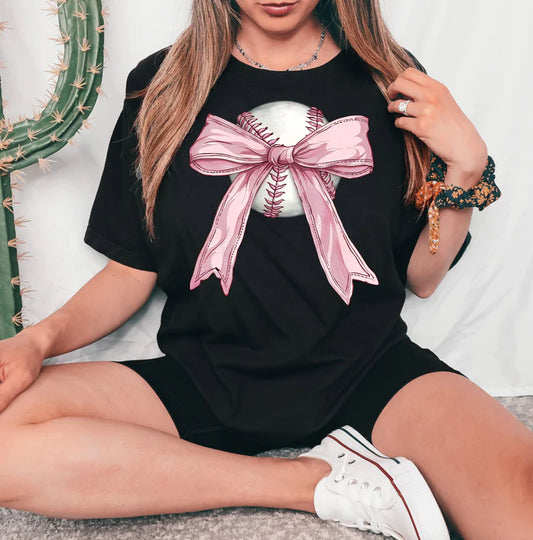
[131,0,431,241]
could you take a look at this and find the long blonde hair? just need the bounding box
[130,0,431,242]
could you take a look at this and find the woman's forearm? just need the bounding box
[387,66,490,298]
[406,165,483,297]
[406,206,472,297]
[13,261,158,361]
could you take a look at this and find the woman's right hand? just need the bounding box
[0,260,158,416]
[0,331,45,414]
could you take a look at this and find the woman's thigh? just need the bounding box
[0,360,180,437]
[371,371,533,539]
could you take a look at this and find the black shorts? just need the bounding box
[113,338,466,456]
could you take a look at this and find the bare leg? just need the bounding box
[2,417,329,519]
[371,372,533,540]
[0,361,330,519]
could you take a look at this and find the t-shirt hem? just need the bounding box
[84,225,157,272]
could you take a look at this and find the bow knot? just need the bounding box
[268,144,295,166]
[188,111,379,304]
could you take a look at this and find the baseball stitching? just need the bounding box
[238,111,287,217]
[237,106,336,218]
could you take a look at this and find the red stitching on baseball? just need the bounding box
[238,111,287,217]
[263,165,288,217]
[306,106,325,132]
[235,106,339,218]
[237,111,279,145]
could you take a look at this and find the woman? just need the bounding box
[0,1,530,539]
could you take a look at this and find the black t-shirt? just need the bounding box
[84,46,470,443]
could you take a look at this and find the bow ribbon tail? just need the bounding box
[190,162,273,295]
[290,166,379,304]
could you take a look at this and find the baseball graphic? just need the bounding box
[188,102,377,303]
[230,101,341,217]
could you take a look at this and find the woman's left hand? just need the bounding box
[386,68,488,188]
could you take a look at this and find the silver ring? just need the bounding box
[398,99,411,116]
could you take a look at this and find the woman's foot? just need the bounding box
[296,425,450,540]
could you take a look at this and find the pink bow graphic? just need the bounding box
[189,112,379,304]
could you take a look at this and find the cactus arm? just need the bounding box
[0,0,105,338]
[0,80,22,337]
[0,172,22,337]
[0,0,105,170]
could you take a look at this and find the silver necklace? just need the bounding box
[234,22,327,71]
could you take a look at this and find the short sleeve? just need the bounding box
[84,94,157,272]
[403,48,428,74]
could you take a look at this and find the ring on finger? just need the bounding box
[398,99,412,116]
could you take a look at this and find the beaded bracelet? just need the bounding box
[415,154,500,254]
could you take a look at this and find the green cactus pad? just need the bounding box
[0,0,105,339]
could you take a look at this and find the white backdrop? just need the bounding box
[1,1,531,395]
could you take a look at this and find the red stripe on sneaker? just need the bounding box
[328,434,422,540]
[339,427,401,464]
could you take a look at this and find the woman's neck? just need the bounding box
[232,16,340,70]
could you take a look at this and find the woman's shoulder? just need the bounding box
[125,45,171,94]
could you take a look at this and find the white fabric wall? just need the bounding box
[1,1,531,395]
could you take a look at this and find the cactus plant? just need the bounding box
[0,0,105,339]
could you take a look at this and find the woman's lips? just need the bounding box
[260,2,296,16]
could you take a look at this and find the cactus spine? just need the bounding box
[0,0,105,339]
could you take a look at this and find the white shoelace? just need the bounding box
[333,451,387,534]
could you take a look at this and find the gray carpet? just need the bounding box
[1,396,531,540]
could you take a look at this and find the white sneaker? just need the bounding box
[299,425,450,540]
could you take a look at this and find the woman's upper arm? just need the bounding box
[104,259,158,299]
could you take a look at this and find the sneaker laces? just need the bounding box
[333,451,387,534]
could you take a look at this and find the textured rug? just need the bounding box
[1,396,531,540]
